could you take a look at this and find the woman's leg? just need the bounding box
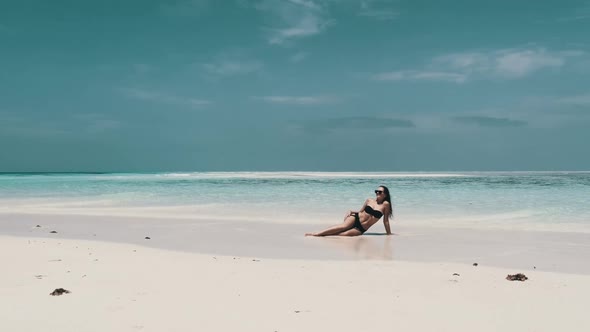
[336,228,363,237]
[305,215,356,237]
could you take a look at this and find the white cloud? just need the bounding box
[69,113,121,133]
[121,88,211,108]
[255,0,333,45]
[557,3,590,22]
[253,95,339,105]
[289,51,309,62]
[160,0,210,16]
[372,70,467,83]
[286,0,321,10]
[132,63,153,74]
[559,93,590,106]
[494,49,564,78]
[86,119,121,133]
[0,112,122,138]
[375,47,584,83]
[435,48,576,79]
[202,60,263,76]
[1,124,70,137]
[79,113,121,133]
[434,52,491,72]
[359,0,398,20]
[358,9,398,20]
[269,18,323,44]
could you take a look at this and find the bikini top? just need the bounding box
[364,205,383,219]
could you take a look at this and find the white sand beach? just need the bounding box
[1,215,590,332]
[3,0,590,327]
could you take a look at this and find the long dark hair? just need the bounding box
[379,185,394,219]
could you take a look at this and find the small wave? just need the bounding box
[158,173,193,177]
[137,172,472,180]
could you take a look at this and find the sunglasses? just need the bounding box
[374,190,384,195]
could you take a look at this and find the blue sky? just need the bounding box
[1,0,589,171]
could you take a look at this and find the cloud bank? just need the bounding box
[452,115,527,128]
[303,116,415,133]
[253,95,339,105]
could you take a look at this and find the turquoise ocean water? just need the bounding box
[1,172,589,232]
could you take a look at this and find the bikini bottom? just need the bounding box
[352,213,366,234]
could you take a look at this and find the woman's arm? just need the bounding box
[346,199,369,217]
[383,201,392,235]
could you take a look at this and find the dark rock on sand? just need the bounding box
[473,263,478,266]
[506,273,528,281]
[145,237,151,240]
[50,288,71,296]
[50,231,58,234]
[452,273,460,276]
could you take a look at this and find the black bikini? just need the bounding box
[352,205,383,234]
[364,205,383,218]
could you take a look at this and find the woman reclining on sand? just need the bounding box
[305,185,393,237]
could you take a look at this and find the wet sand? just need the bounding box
[2,213,590,274]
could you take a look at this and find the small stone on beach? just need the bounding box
[35,225,41,228]
[50,231,58,234]
[50,288,71,296]
[506,273,528,281]
[145,237,151,240]
[473,263,478,266]
[452,273,460,276]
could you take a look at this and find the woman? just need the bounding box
[305,185,393,237]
